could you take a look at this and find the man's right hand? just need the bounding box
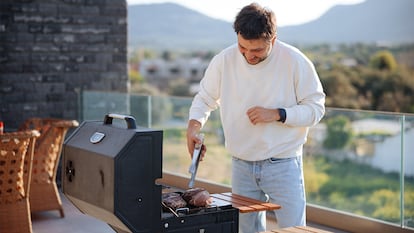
[186,119,206,160]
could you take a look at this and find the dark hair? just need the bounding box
[233,3,276,40]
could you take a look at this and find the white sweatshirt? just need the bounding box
[189,40,325,161]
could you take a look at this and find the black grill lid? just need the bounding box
[62,114,163,232]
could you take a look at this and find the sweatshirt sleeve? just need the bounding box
[284,54,326,127]
[189,55,222,127]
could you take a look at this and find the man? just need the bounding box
[186,3,325,232]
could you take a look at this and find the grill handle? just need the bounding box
[103,113,137,129]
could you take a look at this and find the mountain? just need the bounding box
[127,3,235,51]
[127,0,414,51]
[277,0,414,45]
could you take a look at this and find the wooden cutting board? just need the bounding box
[211,192,281,213]
[261,226,333,233]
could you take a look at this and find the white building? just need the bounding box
[139,57,208,82]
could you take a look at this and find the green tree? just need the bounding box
[369,50,397,71]
[359,66,414,112]
[320,68,360,109]
[323,115,353,149]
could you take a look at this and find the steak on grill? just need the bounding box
[162,192,187,209]
[182,188,213,207]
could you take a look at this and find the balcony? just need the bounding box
[34,91,414,233]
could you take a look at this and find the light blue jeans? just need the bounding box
[232,156,306,233]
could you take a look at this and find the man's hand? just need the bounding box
[246,106,279,125]
[186,120,207,160]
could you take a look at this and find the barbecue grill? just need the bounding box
[62,114,239,233]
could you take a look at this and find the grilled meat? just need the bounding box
[182,188,213,207]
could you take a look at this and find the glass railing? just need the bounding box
[81,91,414,229]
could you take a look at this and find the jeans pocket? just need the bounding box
[268,157,295,164]
[232,156,241,161]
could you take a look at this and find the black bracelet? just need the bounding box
[277,108,286,123]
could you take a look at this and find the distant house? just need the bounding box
[340,58,358,67]
[139,57,208,81]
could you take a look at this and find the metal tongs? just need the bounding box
[188,133,204,188]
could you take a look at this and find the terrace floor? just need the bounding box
[32,191,114,233]
[31,190,347,233]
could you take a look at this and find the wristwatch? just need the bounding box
[277,108,286,123]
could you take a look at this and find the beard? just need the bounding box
[243,53,269,65]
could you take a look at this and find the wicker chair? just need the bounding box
[19,118,79,218]
[0,130,40,233]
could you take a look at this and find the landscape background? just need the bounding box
[127,0,414,50]
[128,0,414,113]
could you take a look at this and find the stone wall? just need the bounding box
[0,0,128,129]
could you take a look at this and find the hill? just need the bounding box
[127,3,235,51]
[278,0,414,45]
[128,0,414,51]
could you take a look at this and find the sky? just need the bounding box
[126,0,365,27]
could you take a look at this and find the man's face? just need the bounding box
[237,33,275,65]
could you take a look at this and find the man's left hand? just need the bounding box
[246,106,279,125]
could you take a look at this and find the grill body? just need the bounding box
[62,114,238,233]
[161,206,238,232]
